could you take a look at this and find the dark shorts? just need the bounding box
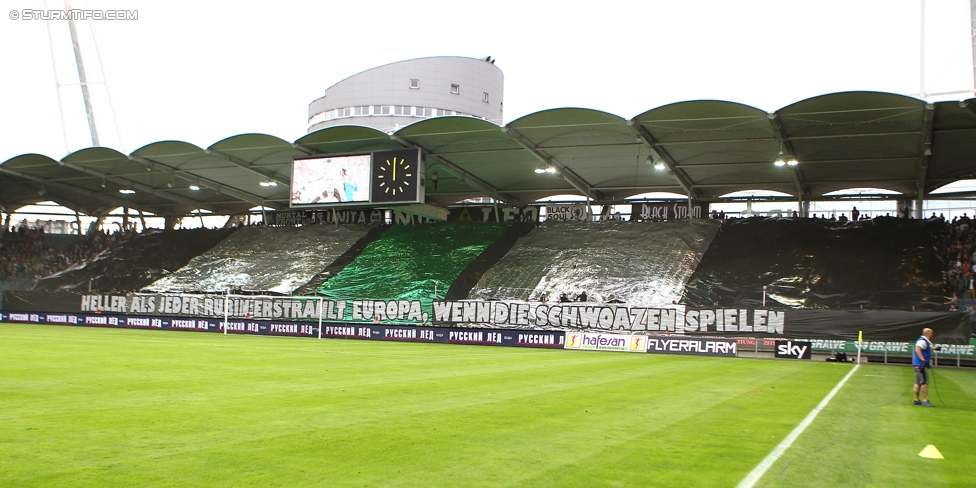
[914,366,928,385]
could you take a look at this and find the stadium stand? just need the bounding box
[1,91,974,342]
[32,228,235,293]
[316,222,511,307]
[940,213,976,310]
[146,224,374,295]
[683,216,946,310]
[0,224,122,285]
[468,219,720,308]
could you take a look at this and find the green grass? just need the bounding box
[756,363,976,487]
[1,323,974,487]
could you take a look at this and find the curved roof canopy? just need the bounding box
[2,91,975,217]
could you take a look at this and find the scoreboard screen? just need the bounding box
[290,154,371,206]
[290,149,424,208]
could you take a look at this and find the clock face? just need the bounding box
[370,149,422,203]
[377,155,412,196]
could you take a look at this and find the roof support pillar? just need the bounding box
[291,143,317,155]
[0,166,132,214]
[768,113,809,202]
[204,149,289,186]
[915,103,936,218]
[501,127,602,201]
[389,135,518,204]
[54,159,231,214]
[627,120,697,198]
[962,100,976,118]
[128,155,278,210]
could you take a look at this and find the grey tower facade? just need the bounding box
[307,56,504,133]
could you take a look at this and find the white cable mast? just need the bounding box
[46,0,125,151]
[64,0,99,147]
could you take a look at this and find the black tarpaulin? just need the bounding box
[147,224,374,295]
[292,224,390,296]
[32,228,236,293]
[1,291,80,313]
[446,223,535,300]
[783,309,969,344]
[683,217,945,310]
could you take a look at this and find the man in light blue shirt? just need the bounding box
[912,328,940,407]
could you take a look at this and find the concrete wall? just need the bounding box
[308,56,504,133]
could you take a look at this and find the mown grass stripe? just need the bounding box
[737,364,860,488]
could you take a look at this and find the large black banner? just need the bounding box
[268,208,386,226]
[447,205,541,223]
[784,309,969,344]
[267,208,443,226]
[266,206,543,226]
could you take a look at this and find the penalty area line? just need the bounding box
[736,364,860,488]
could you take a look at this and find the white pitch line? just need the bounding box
[736,364,860,488]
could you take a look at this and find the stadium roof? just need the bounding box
[2,91,975,217]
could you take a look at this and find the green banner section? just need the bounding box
[316,223,510,315]
[803,338,976,357]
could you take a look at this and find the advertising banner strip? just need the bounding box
[0,312,566,349]
[735,337,779,347]
[774,340,813,359]
[564,332,646,352]
[802,339,976,357]
[645,335,738,357]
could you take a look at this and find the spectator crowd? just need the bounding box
[938,213,976,311]
[0,222,126,283]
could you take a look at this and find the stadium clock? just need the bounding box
[370,149,423,204]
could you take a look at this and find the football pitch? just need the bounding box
[2,323,975,487]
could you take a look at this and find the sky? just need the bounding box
[1,0,974,165]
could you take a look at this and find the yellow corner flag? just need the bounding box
[919,445,944,459]
[858,330,863,342]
